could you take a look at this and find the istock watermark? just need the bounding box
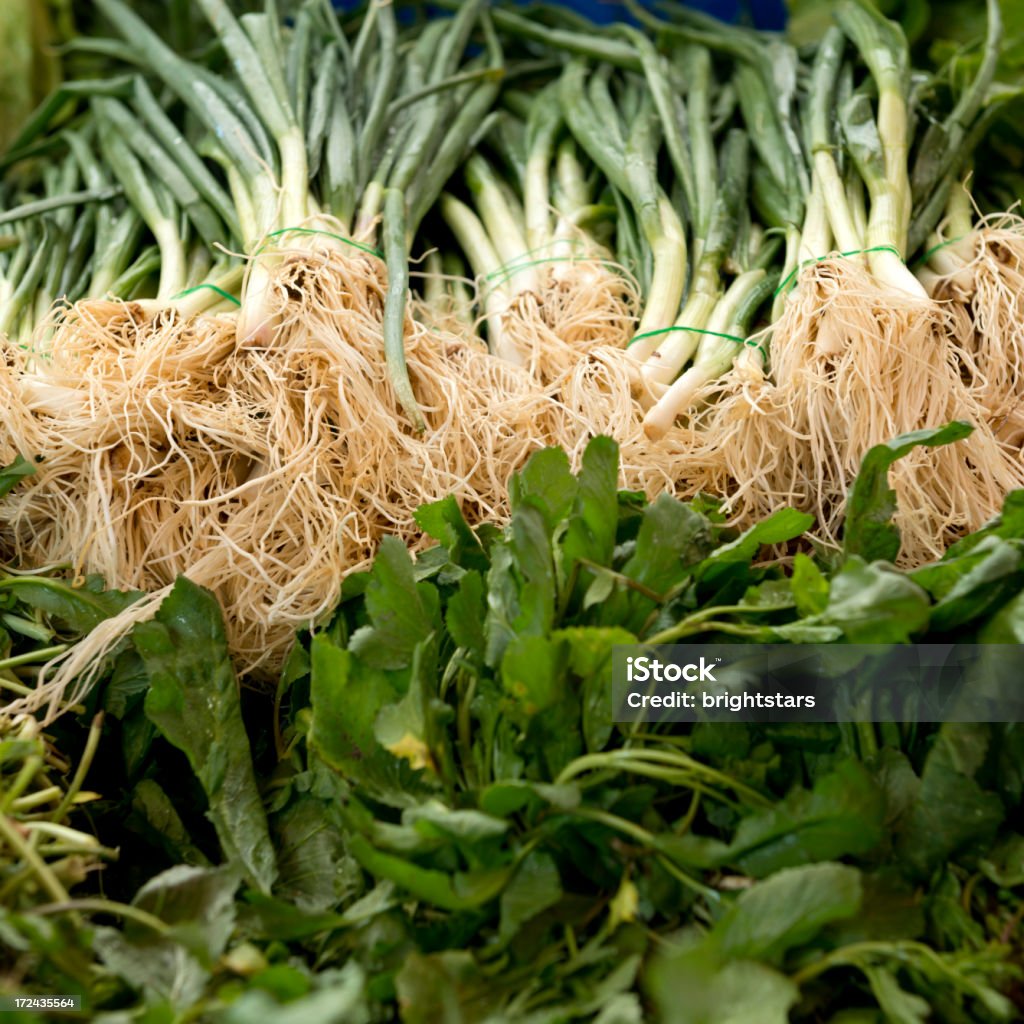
[612,644,1024,723]
[625,655,719,683]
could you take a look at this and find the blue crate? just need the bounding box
[332,2,786,31]
[511,2,786,29]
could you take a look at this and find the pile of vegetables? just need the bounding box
[2,0,1024,1020]
[4,427,1024,1020]
[1,0,1024,705]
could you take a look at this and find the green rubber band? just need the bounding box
[773,244,903,297]
[484,252,617,289]
[256,227,383,259]
[485,239,587,275]
[627,324,767,360]
[15,342,51,361]
[912,234,968,268]
[171,283,241,306]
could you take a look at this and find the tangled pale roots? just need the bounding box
[7,237,1024,722]
[486,258,639,384]
[545,344,712,499]
[0,244,579,719]
[684,258,1024,564]
[927,215,1024,446]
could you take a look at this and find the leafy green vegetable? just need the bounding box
[137,577,277,893]
[724,761,886,876]
[712,862,863,963]
[0,574,142,634]
[843,422,973,563]
[0,453,36,497]
[348,536,441,670]
[6,432,1024,1020]
[648,954,798,1024]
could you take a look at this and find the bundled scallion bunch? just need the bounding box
[4,0,1024,710]
[0,0,553,697]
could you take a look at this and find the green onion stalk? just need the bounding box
[778,0,999,304]
[417,250,476,336]
[832,0,925,298]
[94,0,314,332]
[361,2,506,427]
[0,143,144,348]
[806,28,862,260]
[611,7,807,433]
[639,150,785,440]
[0,219,54,347]
[441,155,532,366]
[630,41,734,391]
[640,122,749,393]
[911,0,1004,290]
[90,85,244,316]
[91,0,502,431]
[642,267,778,439]
[906,0,1024,438]
[558,59,687,356]
[440,79,628,376]
[914,176,976,294]
[668,0,1024,564]
[627,0,807,301]
[0,112,241,337]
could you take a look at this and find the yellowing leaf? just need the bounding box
[386,731,435,774]
[609,877,639,930]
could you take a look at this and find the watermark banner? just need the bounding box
[612,645,1024,723]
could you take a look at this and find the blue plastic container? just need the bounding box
[522,1,786,29]
[332,2,786,31]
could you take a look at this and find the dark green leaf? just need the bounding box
[562,435,620,568]
[133,864,239,962]
[446,570,486,659]
[346,834,512,911]
[911,535,1022,631]
[863,966,930,1024]
[138,578,276,892]
[0,575,142,635]
[557,625,636,752]
[485,507,557,666]
[478,780,580,817]
[308,634,427,805]
[943,489,1024,559]
[501,634,568,716]
[820,558,931,642]
[509,445,578,533]
[130,780,211,868]
[701,508,815,584]
[414,495,488,573]
[791,553,830,616]
[395,952,498,1024]
[0,453,36,498]
[221,963,369,1024]
[498,850,562,943]
[896,724,1005,875]
[349,537,440,670]
[271,795,361,913]
[94,865,239,1007]
[843,421,973,563]
[711,863,863,963]
[726,761,886,876]
[647,951,798,1024]
[979,589,1024,641]
[979,833,1024,888]
[622,493,714,597]
[375,636,446,779]
[238,891,346,942]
